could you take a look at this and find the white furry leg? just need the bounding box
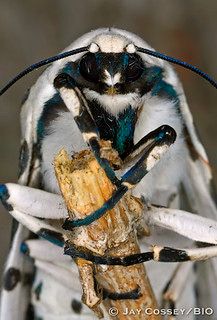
[144,205,217,244]
[3,183,67,218]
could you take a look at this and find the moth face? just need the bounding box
[60,36,163,115]
[72,52,147,96]
[66,52,158,97]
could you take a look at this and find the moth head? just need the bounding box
[1,28,215,99]
[62,35,160,115]
[78,50,144,95]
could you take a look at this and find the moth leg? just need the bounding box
[120,126,173,168]
[152,245,217,263]
[65,241,217,266]
[76,259,103,318]
[161,262,193,318]
[0,183,67,219]
[54,73,120,187]
[143,205,217,245]
[63,125,176,229]
[0,194,65,248]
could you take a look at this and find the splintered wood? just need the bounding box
[54,147,160,320]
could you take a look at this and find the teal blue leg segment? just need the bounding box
[0,184,13,211]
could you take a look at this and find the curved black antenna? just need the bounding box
[0,46,89,96]
[1,44,216,95]
[137,46,217,89]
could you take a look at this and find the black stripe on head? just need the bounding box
[3,267,21,291]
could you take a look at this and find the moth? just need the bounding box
[0,28,217,320]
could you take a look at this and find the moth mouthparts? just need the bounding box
[105,86,119,95]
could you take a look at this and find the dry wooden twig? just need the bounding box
[54,145,161,320]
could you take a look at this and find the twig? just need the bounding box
[54,147,161,319]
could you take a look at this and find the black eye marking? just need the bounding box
[125,54,144,82]
[79,53,99,83]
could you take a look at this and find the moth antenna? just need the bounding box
[137,46,217,89]
[1,44,216,95]
[0,46,89,96]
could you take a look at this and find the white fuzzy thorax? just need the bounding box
[91,33,128,53]
[40,112,88,193]
[83,88,141,116]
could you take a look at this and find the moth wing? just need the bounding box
[178,88,217,314]
[178,89,216,219]
[0,92,41,320]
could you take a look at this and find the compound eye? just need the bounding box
[79,53,99,82]
[125,54,143,82]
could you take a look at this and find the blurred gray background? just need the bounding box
[0,0,216,276]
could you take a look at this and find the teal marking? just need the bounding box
[144,65,179,103]
[20,242,29,255]
[123,53,129,68]
[152,79,179,102]
[146,66,163,84]
[34,282,43,300]
[115,107,136,155]
[38,229,64,247]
